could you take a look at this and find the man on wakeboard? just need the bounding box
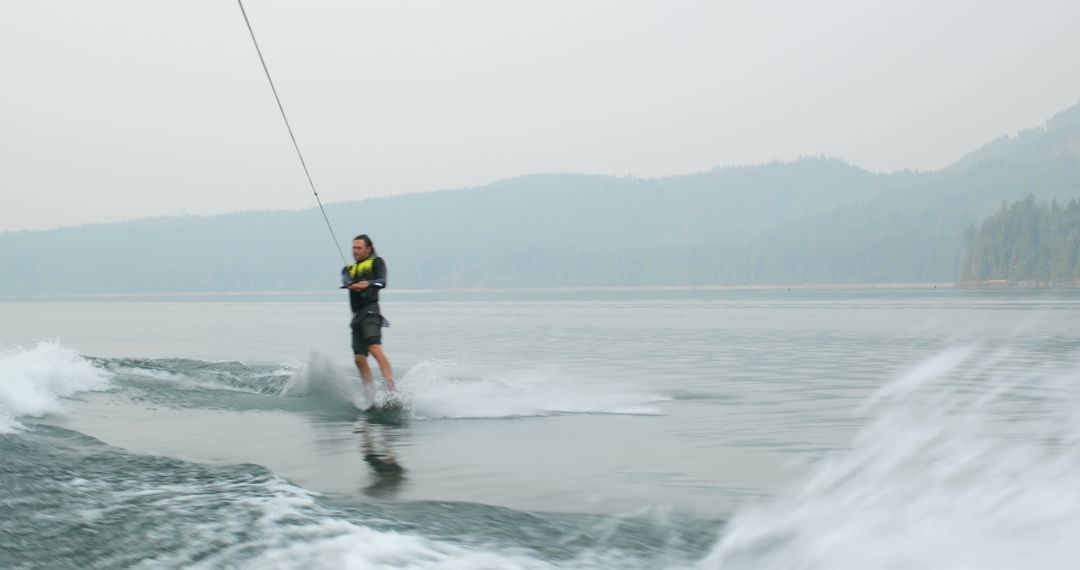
[343,234,396,405]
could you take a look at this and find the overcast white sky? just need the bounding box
[1,0,1078,231]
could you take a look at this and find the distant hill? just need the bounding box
[702,103,1080,284]
[2,102,1080,294]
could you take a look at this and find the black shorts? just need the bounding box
[351,306,385,356]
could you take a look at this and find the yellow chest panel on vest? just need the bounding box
[349,258,375,278]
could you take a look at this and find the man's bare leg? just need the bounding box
[354,354,376,403]
[368,344,396,393]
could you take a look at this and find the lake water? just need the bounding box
[4,288,1080,569]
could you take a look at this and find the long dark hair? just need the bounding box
[354,234,377,256]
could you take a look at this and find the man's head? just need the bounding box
[353,234,375,261]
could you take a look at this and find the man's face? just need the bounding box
[353,239,371,261]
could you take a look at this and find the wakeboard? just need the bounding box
[361,400,406,422]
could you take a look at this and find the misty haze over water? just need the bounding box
[4,102,1080,295]
[4,2,1080,569]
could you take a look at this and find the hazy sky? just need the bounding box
[2,0,1079,231]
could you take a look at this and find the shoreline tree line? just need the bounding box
[961,194,1080,285]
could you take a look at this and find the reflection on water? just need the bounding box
[354,416,407,499]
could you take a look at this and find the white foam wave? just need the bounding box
[237,523,558,570]
[397,359,667,419]
[704,345,1080,570]
[134,477,571,570]
[224,483,687,570]
[0,341,111,433]
[105,359,299,396]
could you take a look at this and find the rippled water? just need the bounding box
[3,288,1080,568]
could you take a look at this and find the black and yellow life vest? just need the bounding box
[347,257,376,280]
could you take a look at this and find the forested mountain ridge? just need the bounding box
[2,103,1080,294]
[961,195,1080,285]
[713,103,1080,284]
[0,159,891,293]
